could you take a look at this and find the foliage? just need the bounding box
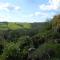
[0,14,60,60]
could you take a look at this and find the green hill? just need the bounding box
[0,14,60,60]
[0,22,32,30]
[0,22,46,30]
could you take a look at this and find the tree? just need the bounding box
[52,15,60,32]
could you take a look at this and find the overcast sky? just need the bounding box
[0,0,60,22]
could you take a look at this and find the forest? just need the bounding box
[0,14,60,60]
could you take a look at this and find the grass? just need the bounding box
[0,22,31,30]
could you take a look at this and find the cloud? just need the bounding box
[16,0,60,22]
[34,12,41,16]
[49,0,60,5]
[39,4,58,11]
[34,12,49,16]
[23,11,47,18]
[23,14,34,18]
[0,15,11,22]
[39,0,60,11]
[0,2,20,12]
[0,16,7,22]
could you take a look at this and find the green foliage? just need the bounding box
[52,15,60,32]
[2,42,20,60]
[0,14,60,60]
[31,43,60,60]
[0,45,4,55]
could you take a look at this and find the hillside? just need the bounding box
[0,15,60,60]
[0,22,32,30]
[0,22,47,30]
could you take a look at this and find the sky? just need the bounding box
[0,0,60,22]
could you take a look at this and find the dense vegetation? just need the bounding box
[0,14,60,60]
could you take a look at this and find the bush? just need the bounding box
[0,45,4,55]
[31,43,60,60]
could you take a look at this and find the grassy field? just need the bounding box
[0,22,32,30]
